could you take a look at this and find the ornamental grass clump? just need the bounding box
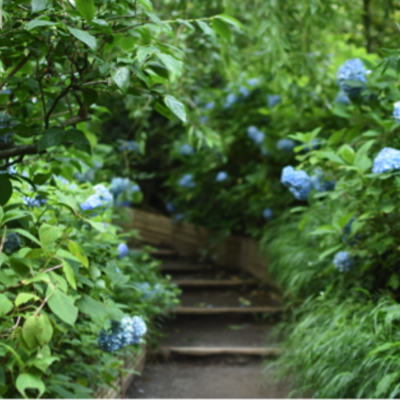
[98,316,147,353]
[281,166,313,201]
[277,139,296,153]
[247,126,265,146]
[337,58,367,98]
[333,251,354,272]
[372,147,400,173]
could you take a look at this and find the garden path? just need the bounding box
[127,252,290,398]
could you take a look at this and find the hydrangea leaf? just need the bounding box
[0,293,13,318]
[39,224,64,248]
[0,175,12,206]
[46,286,78,326]
[165,95,187,123]
[75,0,95,22]
[16,373,45,398]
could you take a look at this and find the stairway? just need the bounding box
[127,249,287,398]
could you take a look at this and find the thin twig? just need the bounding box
[42,264,63,274]
[0,54,31,91]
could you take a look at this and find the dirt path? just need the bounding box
[127,255,291,398]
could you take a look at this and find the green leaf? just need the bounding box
[65,129,91,154]
[62,260,77,290]
[67,27,97,50]
[68,241,89,268]
[16,373,46,398]
[0,175,12,206]
[165,95,187,122]
[197,21,216,38]
[0,293,13,318]
[39,224,64,248]
[56,191,78,213]
[211,18,232,42]
[9,258,31,278]
[26,19,55,30]
[318,244,343,261]
[137,0,153,11]
[367,342,400,357]
[9,228,41,247]
[38,128,65,152]
[35,314,53,346]
[157,54,183,81]
[375,372,400,397]
[113,67,130,92]
[215,14,243,30]
[339,145,355,164]
[15,293,40,307]
[46,286,78,326]
[31,0,48,13]
[77,294,107,321]
[75,0,95,22]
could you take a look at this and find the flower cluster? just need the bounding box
[262,208,273,220]
[224,93,239,109]
[179,144,194,156]
[267,94,281,108]
[119,140,140,152]
[23,195,47,208]
[179,174,195,188]
[117,243,129,259]
[81,184,113,212]
[277,139,296,153]
[281,166,313,201]
[4,233,21,253]
[136,282,163,300]
[166,202,175,213]
[0,112,15,145]
[333,251,354,272]
[372,147,400,174]
[337,58,367,98]
[393,101,400,124]
[247,126,265,146]
[74,169,95,183]
[98,316,147,353]
[110,178,139,199]
[216,171,228,182]
[310,170,336,192]
[335,91,351,105]
[204,102,215,110]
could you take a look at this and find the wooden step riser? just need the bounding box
[174,307,283,315]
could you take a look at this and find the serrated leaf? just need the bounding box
[31,0,48,13]
[0,175,12,206]
[113,67,130,92]
[46,286,78,326]
[62,260,76,290]
[75,0,95,22]
[16,373,45,398]
[15,293,40,307]
[39,224,64,248]
[38,128,65,152]
[67,27,97,50]
[165,95,187,122]
[211,18,232,42]
[0,293,13,317]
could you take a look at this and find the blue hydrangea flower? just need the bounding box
[179,144,194,156]
[98,316,147,353]
[335,91,351,105]
[0,113,15,145]
[262,208,273,220]
[333,251,354,272]
[74,169,95,183]
[337,59,367,98]
[303,139,320,151]
[239,86,250,98]
[393,101,400,124]
[119,140,141,152]
[117,243,129,259]
[131,184,140,193]
[224,93,238,109]
[23,196,47,208]
[310,170,336,192]
[281,166,313,201]
[372,147,400,174]
[166,202,175,213]
[174,213,183,221]
[247,126,265,146]
[110,178,130,198]
[200,116,208,124]
[205,102,215,110]
[4,232,21,253]
[81,184,113,212]
[342,218,360,246]
[216,171,228,182]
[178,174,195,188]
[277,139,296,153]
[267,95,281,108]
[136,282,163,301]
[247,78,259,87]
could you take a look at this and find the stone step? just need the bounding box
[175,306,283,315]
[171,279,258,287]
[156,346,281,357]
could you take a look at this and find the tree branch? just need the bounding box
[0,144,38,160]
[0,54,31,92]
